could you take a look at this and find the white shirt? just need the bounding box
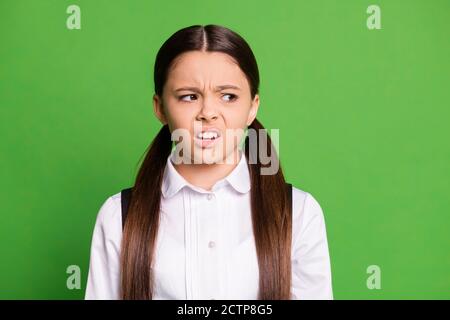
[85,150,333,300]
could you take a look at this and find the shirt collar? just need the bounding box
[161,149,251,198]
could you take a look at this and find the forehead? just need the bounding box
[165,51,249,90]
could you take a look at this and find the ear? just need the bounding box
[153,94,168,125]
[246,94,260,126]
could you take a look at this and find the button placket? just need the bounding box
[204,191,220,299]
[206,193,216,250]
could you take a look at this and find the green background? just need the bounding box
[1,0,449,299]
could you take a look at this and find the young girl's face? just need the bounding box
[153,50,259,164]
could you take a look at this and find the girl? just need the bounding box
[85,24,333,300]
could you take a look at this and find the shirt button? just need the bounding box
[207,194,213,200]
[208,241,216,248]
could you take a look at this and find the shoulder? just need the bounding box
[290,185,327,237]
[91,191,123,240]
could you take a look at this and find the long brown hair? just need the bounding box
[120,24,292,299]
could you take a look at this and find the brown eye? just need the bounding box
[179,94,197,102]
[222,93,237,102]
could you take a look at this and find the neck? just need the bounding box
[173,149,242,191]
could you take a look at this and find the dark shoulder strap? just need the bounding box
[286,182,293,216]
[286,182,292,209]
[120,183,293,230]
[120,187,133,229]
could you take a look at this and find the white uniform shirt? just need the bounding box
[85,150,333,300]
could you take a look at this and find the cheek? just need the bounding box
[165,105,196,130]
[223,106,252,128]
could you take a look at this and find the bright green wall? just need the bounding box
[0,0,449,299]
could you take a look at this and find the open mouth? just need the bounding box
[195,130,221,140]
[194,130,222,148]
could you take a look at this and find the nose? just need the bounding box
[196,98,218,122]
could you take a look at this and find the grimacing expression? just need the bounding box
[153,50,259,164]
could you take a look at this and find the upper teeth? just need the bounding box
[197,131,218,139]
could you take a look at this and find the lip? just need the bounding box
[194,135,222,148]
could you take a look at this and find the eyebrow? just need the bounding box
[174,85,241,93]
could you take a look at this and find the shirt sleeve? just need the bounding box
[85,195,122,300]
[291,191,333,300]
